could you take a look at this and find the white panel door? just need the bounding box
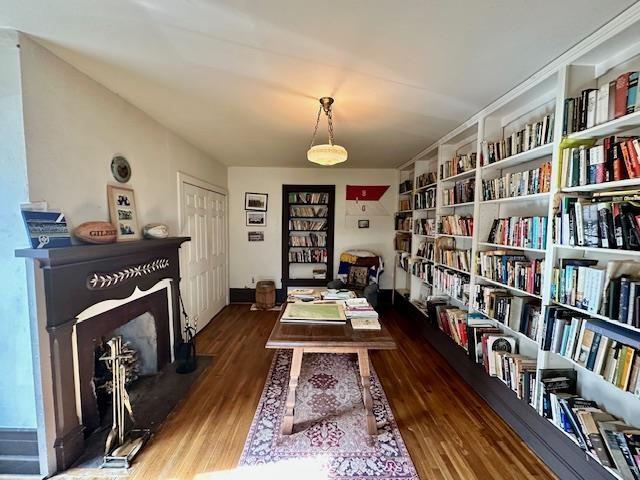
[182,182,227,333]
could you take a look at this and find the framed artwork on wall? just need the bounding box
[107,185,141,241]
[246,211,266,227]
[245,192,268,211]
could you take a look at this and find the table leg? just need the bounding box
[357,349,377,438]
[282,347,303,435]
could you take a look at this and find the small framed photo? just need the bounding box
[358,219,370,229]
[107,185,141,241]
[246,211,266,227]
[248,231,264,242]
[245,192,268,211]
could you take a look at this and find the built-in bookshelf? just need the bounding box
[395,9,640,479]
[282,185,335,288]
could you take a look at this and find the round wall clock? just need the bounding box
[111,155,131,183]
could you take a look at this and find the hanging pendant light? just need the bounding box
[307,97,348,166]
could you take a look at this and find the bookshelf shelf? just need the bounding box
[476,275,543,300]
[561,177,640,193]
[440,169,476,182]
[440,201,474,208]
[434,262,471,276]
[477,242,546,253]
[567,109,640,140]
[481,143,554,172]
[414,182,437,192]
[553,244,640,257]
[395,230,411,234]
[550,301,640,334]
[437,234,473,239]
[480,192,550,204]
[396,209,413,214]
[473,307,539,346]
[414,207,436,212]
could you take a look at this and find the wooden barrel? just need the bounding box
[255,281,276,309]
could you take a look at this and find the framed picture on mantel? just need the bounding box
[107,185,141,241]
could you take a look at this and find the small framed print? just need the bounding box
[248,231,264,242]
[246,211,266,227]
[107,185,141,241]
[245,192,268,211]
[358,219,370,229]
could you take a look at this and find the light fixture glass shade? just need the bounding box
[307,144,348,166]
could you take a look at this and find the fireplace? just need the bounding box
[16,238,189,472]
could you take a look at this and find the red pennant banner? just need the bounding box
[346,185,390,201]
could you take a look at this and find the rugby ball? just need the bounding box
[143,223,169,239]
[74,221,117,244]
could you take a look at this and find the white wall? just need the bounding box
[228,167,398,290]
[19,35,227,234]
[0,34,36,428]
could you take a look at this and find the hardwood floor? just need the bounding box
[55,304,556,480]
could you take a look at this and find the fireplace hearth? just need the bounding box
[16,238,190,473]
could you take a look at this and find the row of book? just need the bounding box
[434,305,468,350]
[442,178,475,205]
[288,249,327,263]
[486,216,548,250]
[550,259,605,315]
[399,179,413,194]
[477,251,544,296]
[289,219,327,231]
[555,197,640,250]
[542,309,640,396]
[473,285,542,341]
[395,215,412,231]
[416,171,437,189]
[289,206,328,218]
[289,233,327,247]
[539,368,640,479]
[433,267,469,305]
[482,162,551,201]
[288,192,329,204]
[414,217,436,236]
[394,233,411,253]
[439,214,473,236]
[562,71,639,135]
[481,113,554,165]
[397,252,410,271]
[398,198,412,211]
[411,258,433,284]
[416,240,434,260]
[440,152,477,180]
[435,248,471,273]
[561,136,640,188]
[414,189,436,209]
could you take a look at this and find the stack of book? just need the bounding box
[398,198,412,211]
[344,298,380,330]
[439,215,473,236]
[416,240,434,260]
[477,251,544,296]
[289,233,326,247]
[434,305,469,350]
[554,195,640,250]
[412,258,433,284]
[442,178,475,205]
[560,136,640,188]
[435,248,470,273]
[414,188,436,209]
[312,267,326,280]
[474,284,542,341]
[542,310,640,396]
[550,259,605,314]
[399,179,413,194]
[440,152,477,180]
[562,72,639,135]
[290,206,328,217]
[416,172,437,188]
[496,353,537,401]
[481,113,554,165]
[289,219,327,231]
[414,217,436,236]
[482,162,551,200]
[289,192,329,204]
[606,276,640,328]
[395,215,413,231]
[433,267,469,304]
[487,216,547,250]
[394,233,411,253]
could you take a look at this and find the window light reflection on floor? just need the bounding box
[193,455,330,480]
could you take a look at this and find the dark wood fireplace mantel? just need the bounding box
[16,237,190,473]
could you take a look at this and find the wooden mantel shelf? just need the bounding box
[15,237,190,266]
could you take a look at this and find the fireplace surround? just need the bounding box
[16,237,189,473]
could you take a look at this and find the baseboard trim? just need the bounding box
[396,297,614,480]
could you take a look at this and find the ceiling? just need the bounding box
[1,0,636,168]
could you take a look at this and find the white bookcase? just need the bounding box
[395,7,640,479]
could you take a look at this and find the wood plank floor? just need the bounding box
[55,304,556,480]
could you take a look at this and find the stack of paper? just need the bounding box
[344,298,381,330]
[322,289,357,300]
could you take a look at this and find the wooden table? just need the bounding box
[266,310,396,440]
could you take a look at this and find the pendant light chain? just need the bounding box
[309,105,323,150]
[308,103,336,148]
[326,107,335,146]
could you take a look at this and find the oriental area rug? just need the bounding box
[239,350,419,480]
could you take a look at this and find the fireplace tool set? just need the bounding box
[100,336,150,469]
